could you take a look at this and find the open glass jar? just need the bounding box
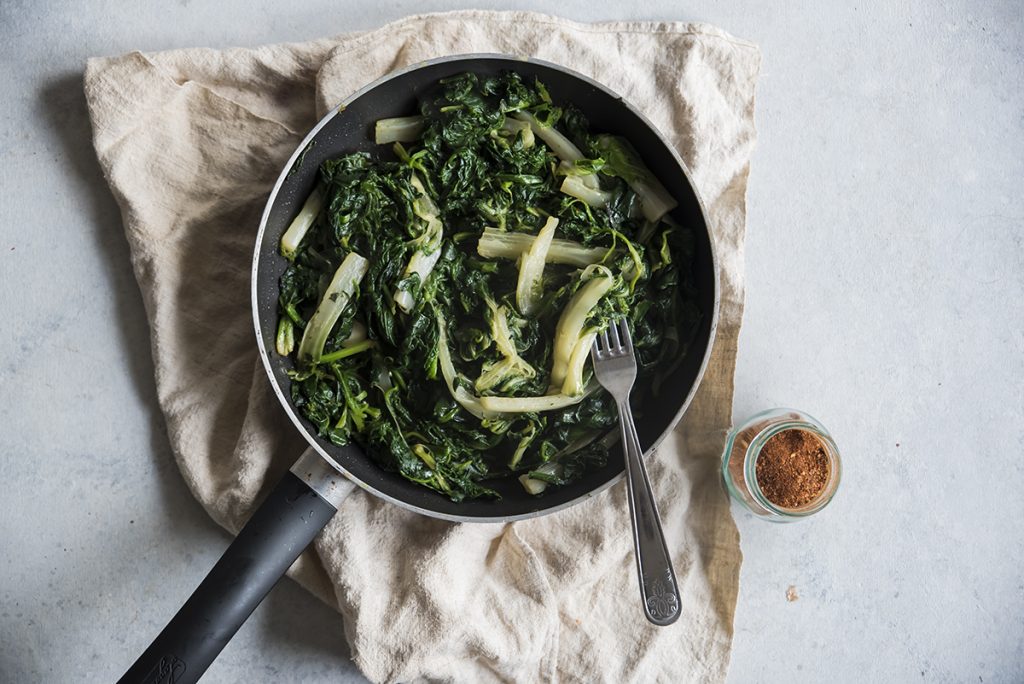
[721,408,841,521]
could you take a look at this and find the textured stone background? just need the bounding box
[1,1,1021,681]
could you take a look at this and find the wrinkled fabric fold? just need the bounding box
[84,10,760,683]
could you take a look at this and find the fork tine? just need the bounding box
[599,329,611,353]
[618,318,633,350]
[609,320,622,350]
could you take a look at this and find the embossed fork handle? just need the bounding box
[618,399,682,626]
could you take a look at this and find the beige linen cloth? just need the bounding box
[85,11,760,683]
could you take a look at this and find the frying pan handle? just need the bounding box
[118,449,349,684]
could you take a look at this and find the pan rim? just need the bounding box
[251,52,720,523]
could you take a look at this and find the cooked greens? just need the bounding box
[277,72,701,501]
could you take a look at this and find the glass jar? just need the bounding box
[721,408,841,521]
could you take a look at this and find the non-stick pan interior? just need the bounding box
[253,55,717,521]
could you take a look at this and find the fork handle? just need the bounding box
[618,400,682,626]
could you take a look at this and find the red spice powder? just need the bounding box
[755,429,830,508]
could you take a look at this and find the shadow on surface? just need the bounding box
[33,70,227,665]
[38,74,155,409]
[37,70,213,527]
[35,71,355,678]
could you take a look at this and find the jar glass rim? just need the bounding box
[742,412,842,517]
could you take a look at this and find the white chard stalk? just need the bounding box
[511,111,600,189]
[477,227,608,268]
[496,117,535,148]
[478,383,596,413]
[561,330,598,396]
[279,186,324,260]
[343,320,367,347]
[627,176,677,223]
[474,298,536,393]
[394,173,444,313]
[436,313,505,421]
[297,252,369,364]
[520,461,563,495]
[519,473,550,495]
[515,216,558,316]
[549,265,614,389]
[374,116,425,144]
[560,176,612,208]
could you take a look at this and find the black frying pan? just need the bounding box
[119,54,717,683]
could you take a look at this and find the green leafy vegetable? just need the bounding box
[595,135,679,222]
[475,297,537,394]
[276,71,701,501]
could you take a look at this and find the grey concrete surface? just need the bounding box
[1,1,1021,682]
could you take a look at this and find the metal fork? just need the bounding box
[591,318,681,626]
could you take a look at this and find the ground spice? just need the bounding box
[755,429,830,508]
